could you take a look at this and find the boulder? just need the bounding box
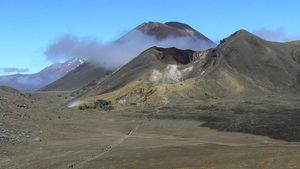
[17,104,29,109]
[0,96,7,101]
[94,100,113,111]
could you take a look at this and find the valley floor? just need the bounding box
[0,92,300,169]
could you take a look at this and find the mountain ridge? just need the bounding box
[74,29,300,103]
[42,21,215,92]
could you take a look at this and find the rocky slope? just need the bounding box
[121,21,215,43]
[40,63,112,91]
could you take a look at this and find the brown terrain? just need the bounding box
[1,29,300,169]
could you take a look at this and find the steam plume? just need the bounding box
[45,30,215,69]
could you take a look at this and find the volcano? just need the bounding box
[41,21,215,92]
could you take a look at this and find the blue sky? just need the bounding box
[0,0,299,75]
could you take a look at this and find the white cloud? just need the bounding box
[0,67,29,73]
[253,28,300,42]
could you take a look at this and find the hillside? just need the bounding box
[72,30,300,141]
[76,30,300,99]
[41,63,112,91]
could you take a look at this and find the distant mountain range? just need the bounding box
[0,58,87,92]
